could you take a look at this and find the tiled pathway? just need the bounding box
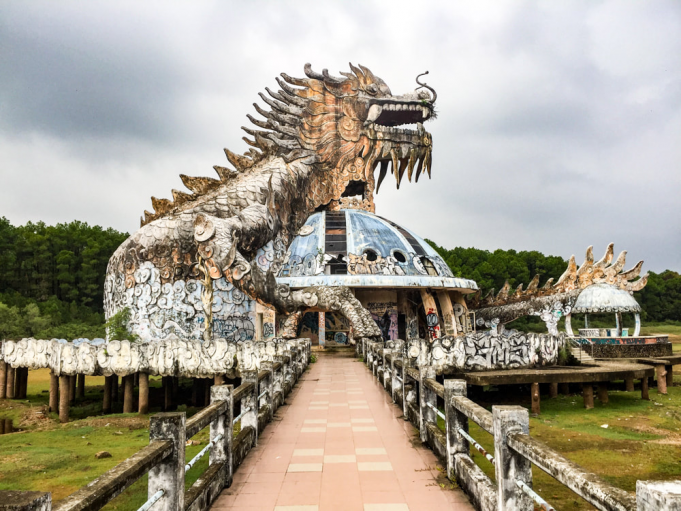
[212,350,474,511]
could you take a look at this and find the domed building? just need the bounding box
[274,208,478,346]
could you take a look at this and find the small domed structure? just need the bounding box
[276,209,478,346]
[566,283,642,337]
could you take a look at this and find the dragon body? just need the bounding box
[105,64,436,343]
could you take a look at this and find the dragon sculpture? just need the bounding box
[104,63,437,343]
[469,243,648,334]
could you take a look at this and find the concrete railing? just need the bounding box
[0,340,311,511]
[361,338,681,511]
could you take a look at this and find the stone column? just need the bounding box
[163,376,173,411]
[210,384,233,488]
[69,375,76,403]
[531,382,540,415]
[641,377,650,400]
[583,384,594,409]
[625,378,635,392]
[0,360,6,399]
[111,375,119,403]
[138,373,149,415]
[49,371,59,413]
[6,366,15,399]
[598,383,609,404]
[59,375,70,423]
[436,290,459,336]
[77,374,85,399]
[656,365,668,395]
[493,406,533,510]
[123,375,134,413]
[318,312,326,347]
[148,412,185,511]
[549,382,558,398]
[103,375,112,414]
[445,379,469,481]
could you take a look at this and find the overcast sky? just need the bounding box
[1,1,679,273]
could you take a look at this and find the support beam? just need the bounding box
[6,366,15,399]
[436,290,458,336]
[420,289,440,339]
[598,382,609,404]
[656,364,668,395]
[583,384,594,409]
[0,360,6,399]
[123,374,134,413]
[69,375,76,403]
[77,374,85,399]
[59,375,70,423]
[560,382,570,395]
[549,382,558,399]
[641,377,649,400]
[49,371,59,413]
[103,375,112,414]
[138,373,149,415]
[531,382,540,414]
[111,375,119,403]
[625,378,635,392]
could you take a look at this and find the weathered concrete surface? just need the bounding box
[637,480,681,510]
[0,491,51,511]
[452,454,498,511]
[184,462,228,511]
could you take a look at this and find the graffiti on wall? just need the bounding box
[366,302,398,341]
[425,308,440,340]
[347,253,406,276]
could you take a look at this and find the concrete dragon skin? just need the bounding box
[104,63,437,343]
[470,243,648,332]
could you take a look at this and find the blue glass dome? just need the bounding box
[276,209,478,292]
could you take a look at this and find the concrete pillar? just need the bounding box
[103,375,112,414]
[493,406,533,510]
[163,376,173,411]
[148,412,185,511]
[318,311,326,347]
[656,365,668,395]
[210,384,233,487]
[0,360,6,399]
[583,384,594,409]
[560,382,570,395]
[111,375,119,403]
[138,373,149,415]
[419,365,437,443]
[16,368,27,399]
[625,378,635,392]
[6,366,15,399]
[77,374,85,399]
[390,352,401,403]
[241,370,259,447]
[204,379,211,407]
[549,382,558,399]
[172,377,179,401]
[641,377,650,400]
[49,371,59,413]
[123,375,134,413]
[420,289,441,340]
[667,365,674,388]
[531,382,540,414]
[598,383,609,404]
[69,375,76,403]
[59,375,70,423]
[402,358,411,420]
[214,375,225,386]
[636,480,681,510]
[445,379,469,481]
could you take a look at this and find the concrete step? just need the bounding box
[569,344,596,364]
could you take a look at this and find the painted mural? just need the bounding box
[366,301,398,341]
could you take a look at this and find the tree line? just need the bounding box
[0,217,678,341]
[0,217,128,340]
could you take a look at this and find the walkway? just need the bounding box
[211,350,474,511]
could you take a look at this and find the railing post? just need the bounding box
[0,491,51,510]
[362,338,367,363]
[273,355,284,407]
[402,356,411,419]
[419,365,436,443]
[637,480,681,510]
[261,361,275,421]
[382,349,392,388]
[445,379,469,481]
[493,406,533,511]
[391,351,401,403]
[210,384,233,488]
[241,370,259,447]
[148,412,186,511]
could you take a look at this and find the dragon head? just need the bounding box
[245,63,436,211]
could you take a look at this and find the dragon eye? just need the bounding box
[365,83,378,95]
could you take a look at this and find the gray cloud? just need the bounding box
[0,0,679,273]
